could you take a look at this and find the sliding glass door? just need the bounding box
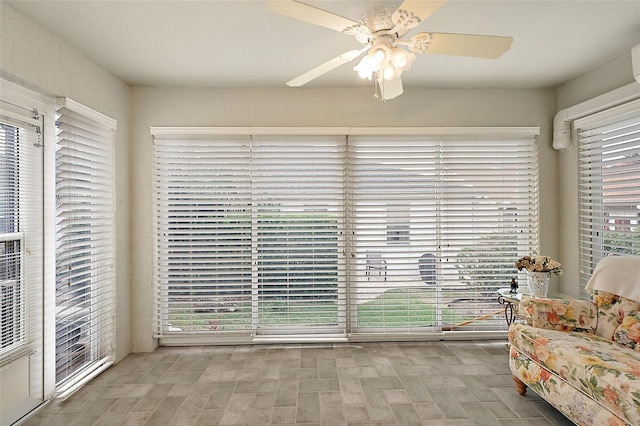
[153,128,539,343]
[348,135,538,333]
[154,134,346,338]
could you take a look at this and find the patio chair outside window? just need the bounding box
[365,252,387,281]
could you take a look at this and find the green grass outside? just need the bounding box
[356,289,465,328]
[168,288,474,331]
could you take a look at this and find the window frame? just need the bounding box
[0,104,43,361]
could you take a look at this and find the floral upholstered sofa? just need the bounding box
[509,256,640,425]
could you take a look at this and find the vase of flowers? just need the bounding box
[515,255,562,297]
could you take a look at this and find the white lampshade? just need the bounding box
[382,64,396,81]
[390,49,407,68]
[354,56,374,80]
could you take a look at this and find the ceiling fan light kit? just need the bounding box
[267,0,513,100]
[353,33,417,84]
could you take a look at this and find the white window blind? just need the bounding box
[154,135,254,335]
[252,136,345,336]
[0,108,43,362]
[347,136,439,333]
[348,135,539,334]
[576,99,640,298]
[54,98,116,393]
[153,128,539,343]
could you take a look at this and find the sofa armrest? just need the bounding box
[519,296,597,332]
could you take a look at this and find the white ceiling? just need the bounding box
[6,0,640,89]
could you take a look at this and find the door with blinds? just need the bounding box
[0,94,44,425]
[348,135,539,334]
[154,134,346,341]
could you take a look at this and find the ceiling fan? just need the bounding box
[266,0,513,100]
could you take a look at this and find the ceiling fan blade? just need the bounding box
[287,48,367,87]
[411,32,513,59]
[266,0,361,34]
[392,1,447,35]
[379,76,403,101]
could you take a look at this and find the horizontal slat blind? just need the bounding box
[252,136,345,335]
[0,115,42,361]
[348,136,439,333]
[440,137,539,330]
[576,99,640,298]
[55,100,116,390]
[154,136,253,335]
[348,135,538,333]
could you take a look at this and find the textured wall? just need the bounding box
[130,86,557,352]
[1,3,132,361]
[557,54,635,110]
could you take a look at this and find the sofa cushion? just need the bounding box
[510,322,640,425]
[520,295,597,332]
[593,291,640,340]
[614,311,640,350]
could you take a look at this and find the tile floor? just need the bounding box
[22,340,574,425]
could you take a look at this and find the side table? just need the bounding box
[497,288,524,326]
